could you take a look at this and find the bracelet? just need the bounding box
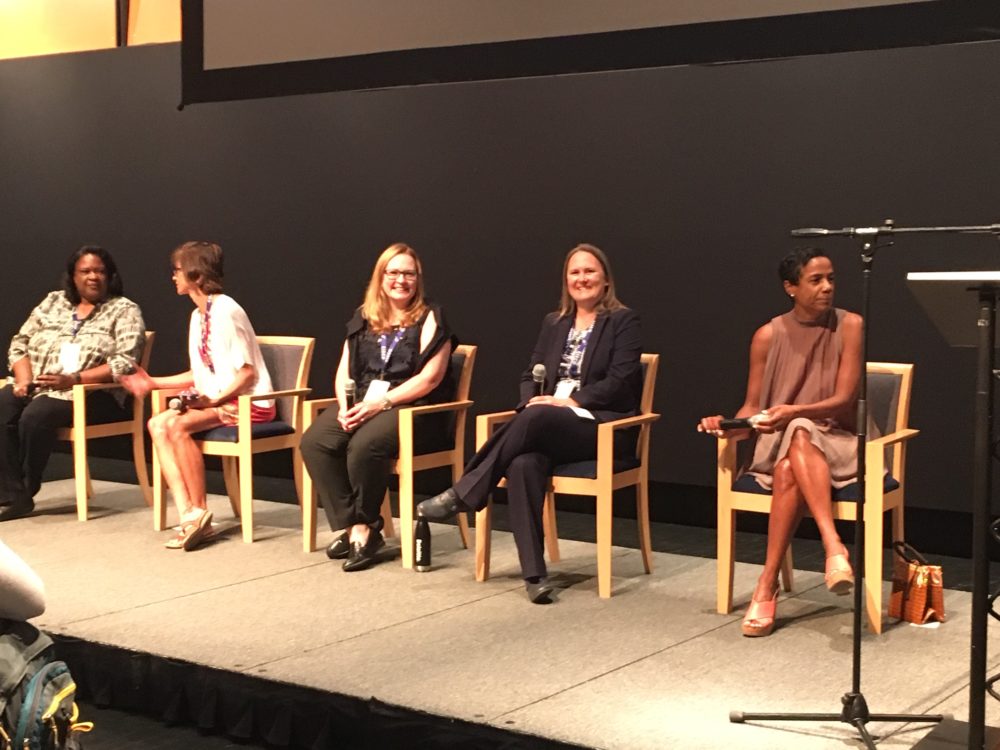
[380,396,393,411]
[73,372,82,385]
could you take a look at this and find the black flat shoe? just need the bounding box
[0,499,34,522]
[417,488,462,521]
[525,578,555,604]
[342,531,386,572]
[327,517,384,559]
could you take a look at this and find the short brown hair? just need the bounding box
[172,241,224,294]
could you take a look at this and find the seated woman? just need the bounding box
[698,247,860,637]
[1,245,145,521]
[121,242,274,551]
[419,244,642,604]
[300,243,456,572]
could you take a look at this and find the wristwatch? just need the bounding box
[380,396,393,411]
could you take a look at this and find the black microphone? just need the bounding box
[344,378,356,409]
[791,219,895,238]
[719,413,769,430]
[531,364,546,397]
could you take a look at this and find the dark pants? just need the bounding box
[454,406,600,581]
[0,386,127,502]
[300,402,449,531]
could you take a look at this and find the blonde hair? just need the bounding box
[556,243,624,317]
[361,243,428,333]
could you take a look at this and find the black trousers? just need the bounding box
[300,402,449,531]
[0,386,127,502]
[454,405,599,580]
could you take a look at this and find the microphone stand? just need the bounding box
[731,219,1000,749]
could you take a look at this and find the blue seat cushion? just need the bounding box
[194,420,295,442]
[732,473,900,501]
[552,457,642,480]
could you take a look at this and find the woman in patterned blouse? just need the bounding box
[2,245,146,522]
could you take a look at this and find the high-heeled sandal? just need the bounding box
[741,587,779,638]
[825,550,854,595]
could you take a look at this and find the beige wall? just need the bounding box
[0,0,179,61]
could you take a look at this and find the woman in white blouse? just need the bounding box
[122,242,274,551]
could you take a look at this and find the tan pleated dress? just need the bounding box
[744,308,861,490]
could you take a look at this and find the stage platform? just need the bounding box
[4,477,1000,749]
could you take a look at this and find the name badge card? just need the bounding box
[59,342,82,374]
[363,379,390,403]
[554,379,578,399]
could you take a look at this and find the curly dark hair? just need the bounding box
[778,247,829,285]
[63,245,124,304]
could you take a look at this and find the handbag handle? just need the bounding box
[892,541,929,566]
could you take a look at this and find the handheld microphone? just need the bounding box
[169,389,198,413]
[344,378,356,409]
[719,412,769,430]
[531,364,546,398]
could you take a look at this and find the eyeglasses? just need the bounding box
[385,270,418,281]
[171,266,182,276]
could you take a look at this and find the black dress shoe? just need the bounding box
[0,499,34,522]
[342,531,386,572]
[327,517,384,560]
[525,578,555,604]
[417,488,462,521]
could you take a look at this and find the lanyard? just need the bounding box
[378,328,406,377]
[564,323,594,379]
[70,311,84,339]
[198,296,215,374]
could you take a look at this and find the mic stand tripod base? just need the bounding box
[731,692,943,750]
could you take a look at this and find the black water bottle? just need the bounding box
[414,517,431,572]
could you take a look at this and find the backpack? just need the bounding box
[0,620,91,750]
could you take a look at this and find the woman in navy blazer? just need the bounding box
[418,244,642,603]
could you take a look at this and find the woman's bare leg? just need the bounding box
[785,428,846,557]
[149,409,222,523]
[753,457,804,602]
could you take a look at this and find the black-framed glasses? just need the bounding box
[385,270,418,281]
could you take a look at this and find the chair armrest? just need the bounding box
[595,412,660,434]
[239,388,312,401]
[72,382,124,394]
[398,400,473,417]
[150,387,187,414]
[866,428,919,448]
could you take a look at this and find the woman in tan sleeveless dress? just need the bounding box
[699,248,862,637]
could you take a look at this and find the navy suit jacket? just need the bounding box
[516,308,643,423]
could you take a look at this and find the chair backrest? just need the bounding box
[635,353,660,458]
[139,331,155,370]
[256,336,315,427]
[451,344,477,401]
[866,362,913,478]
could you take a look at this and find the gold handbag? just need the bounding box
[888,541,945,624]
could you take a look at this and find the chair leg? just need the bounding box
[636,478,653,574]
[865,506,885,634]
[292,448,304,508]
[152,443,167,531]
[596,484,613,598]
[222,457,240,518]
[453,463,470,549]
[73,436,89,521]
[717,504,736,614]
[891,502,904,546]
[399,465,414,569]
[542,491,560,563]
[132,423,152,507]
[239,451,254,543]
[301,457,317,553]
[380,491,396,538]
[475,501,492,582]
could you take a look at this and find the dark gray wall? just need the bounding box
[2,41,998,513]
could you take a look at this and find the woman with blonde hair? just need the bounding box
[419,244,642,603]
[300,243,457,571]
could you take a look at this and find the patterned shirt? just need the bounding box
[7,291,146,402]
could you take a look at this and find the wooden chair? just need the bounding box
[55,331,155,520]
[301,344,477,567]
[151,335,314,543]
[474,353,660,598]
[715,362,916,634]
